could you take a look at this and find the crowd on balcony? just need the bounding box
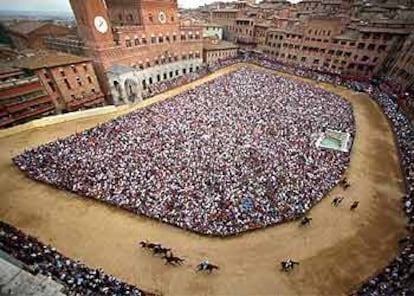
[0,221,149,295]
[13,67,354,236]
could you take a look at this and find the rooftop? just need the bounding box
[12,52,90,70]
[203,40,239,51]
[8,21,47,35]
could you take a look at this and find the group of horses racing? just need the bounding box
[138,178,358,274]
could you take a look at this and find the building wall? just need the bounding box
[204,48,238,65]
[36,61,105,112]
[70,0,204,104]
[203,25,223,40]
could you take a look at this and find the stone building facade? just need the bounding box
[203,39,239,66]
[69,0,204,105]
[209,0,414,80]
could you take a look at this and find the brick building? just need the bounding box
[13,52,105,113]
[69,0,204,104]
[209,0,414,79]
[0,65,55,128]
[7,21,73,50]
[203,38,239,66]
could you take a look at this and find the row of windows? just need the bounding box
[123,32,200,48]
[57,64,89,78]
[264,50,378,65]
[62,76,94,90]
[142,66,200,89]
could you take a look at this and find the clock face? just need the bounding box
[94,16,108,34]
[158,11,166,24]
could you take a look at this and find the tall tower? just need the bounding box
[69,0,114,50]
[137,0,179,27]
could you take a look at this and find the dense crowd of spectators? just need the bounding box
[13,67,354,236]
[0,221,149,296]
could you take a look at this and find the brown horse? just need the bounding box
[152,245,171,256]
[139,240,161,250]
[163,254,185,266]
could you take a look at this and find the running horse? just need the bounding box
[196,261,220,273]
[280,260,299,272]
[162,253,185,266]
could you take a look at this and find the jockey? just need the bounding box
[200,260,209,270]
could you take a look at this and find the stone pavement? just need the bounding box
[0,255,65,296]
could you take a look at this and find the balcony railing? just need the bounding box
[6,96,53,113]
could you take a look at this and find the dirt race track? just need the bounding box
[0,64,407,296]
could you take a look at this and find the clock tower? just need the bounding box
[69,0,114,50]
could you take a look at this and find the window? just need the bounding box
[48,81,55,92]
[76,77,82,86]
[313,59,319,64]
[60,70,65,77]
[165,35,170,42]
[367,44,375,50]
[361,56,369,62]
[83,64,88,72]
[357,43,365,49]
[173,35,176,42]
[64,78,71,89]
[91,88,96,93]
[151,36,157,44]
[149,77,153,84]
[126,39,132,47]
[139,63,144,70]
[135,38,140,46]
[71,65,77,73]
[87,76,93,84]
[157,74,161,82]
[159,36,163,43]
[169,71,173,78]
[44,71,49,79]
[149,14,153,22]
[142,38,147,44]
[183,68,187,74]
[181,34,186,41]
[175,70,179,76]
[146,61,150,68]
[163,73,167,80]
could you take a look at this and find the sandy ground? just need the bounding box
[0,64,407,296]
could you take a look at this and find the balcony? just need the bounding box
[6,96,53,114]
[0,80,44,100]
[13,104,55,121]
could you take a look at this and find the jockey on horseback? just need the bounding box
[200,260,209,270]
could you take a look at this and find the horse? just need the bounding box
[196,262,220,273]
[332,196,344,207]
[139,240,161,250]
[339,178,351,190]
[280,260,299,272]
[350,201,359,211]
[299,216,312,226]
[152,245,171,256]
[162,254,185,266]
